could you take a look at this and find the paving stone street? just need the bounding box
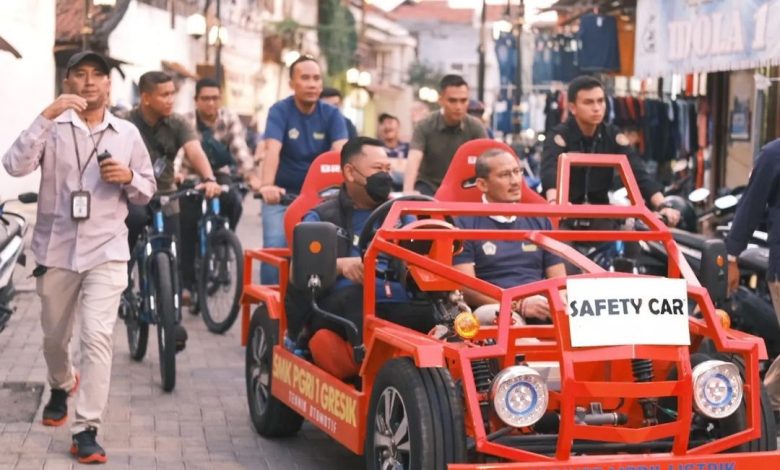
[0,198,362,469]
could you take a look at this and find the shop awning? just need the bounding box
[0,35,22,59]
[635,0,780,77]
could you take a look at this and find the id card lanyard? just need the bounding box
[70,123,105,220]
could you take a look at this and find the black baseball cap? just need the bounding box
[65,51,111,76]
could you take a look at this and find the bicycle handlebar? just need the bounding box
[253,192,298,206]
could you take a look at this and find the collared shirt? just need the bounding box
[2,110,156,273]
[124,108,197,191]
[178,108,254,179]
[410,111,487,189]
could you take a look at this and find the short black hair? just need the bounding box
[195,78,220,97]
[340,136,385,168]
[139,71,173,94]
[378,113,398,124]
[289,55,319,79]
[475,148,513,179]
[567,75,604,103]
[320,87,342,99]
[439,74,468,92]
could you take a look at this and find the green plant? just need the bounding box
[407,61,444,90]
[318,0,358,76]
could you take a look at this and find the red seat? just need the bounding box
[434,139,547,205]
[283,150,344,246]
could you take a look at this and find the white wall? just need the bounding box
[108,1,198,113]
[0,0,56,200]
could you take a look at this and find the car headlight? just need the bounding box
[490,366,548,427]
[692,360,743,419]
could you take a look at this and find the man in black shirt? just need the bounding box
[541,76,680,227]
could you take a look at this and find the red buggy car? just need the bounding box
[240,147,780,469]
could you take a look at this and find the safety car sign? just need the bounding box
[565,277,690,348]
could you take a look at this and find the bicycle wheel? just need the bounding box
[123,260,148,361]
[198,229,243,334]
[152,252,176,392]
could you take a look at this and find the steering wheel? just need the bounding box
[358,195,451,258]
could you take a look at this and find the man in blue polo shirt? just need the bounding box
[454,148,566,324]
[259,55,348,284]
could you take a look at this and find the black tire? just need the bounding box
[662,352,776,452]
[198,229,243,334]
[152,252,177,392]
[123,261,148,361]
[245,305,303,437]
[365,358,466,470]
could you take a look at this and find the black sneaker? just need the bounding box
[42,373,79,427]
[175,324,188,352]
[70,427,107,464]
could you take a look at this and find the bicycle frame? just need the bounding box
[131,203,181,325]
[197,197,230,259]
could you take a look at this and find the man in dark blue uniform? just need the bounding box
[259,56,348,284]
[541,75,680,227]
[454,149,566,324]
[726,138,780,414]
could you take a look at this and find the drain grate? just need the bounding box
[0,382,44,423]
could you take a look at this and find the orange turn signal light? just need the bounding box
[716,255,724,268]
[309,241,322,254]
[453,311,480,339]
[715,308,731,330]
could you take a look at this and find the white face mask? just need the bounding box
[482,194,517,223]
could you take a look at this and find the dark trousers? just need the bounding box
[178,180,244,288]
[285,284,437,342]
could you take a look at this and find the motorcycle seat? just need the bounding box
[0,214,24,254]
[670,228,709,251]
[738,247,768,274]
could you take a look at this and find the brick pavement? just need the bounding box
[0,198,362,469]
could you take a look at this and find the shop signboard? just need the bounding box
[635,0,780,77]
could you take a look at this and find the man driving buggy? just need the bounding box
[285,137,437,374]
[454,149,566,325]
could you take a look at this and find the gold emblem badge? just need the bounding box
[481,241,497,256]
[288,128,300,139]
[521,243,538,252]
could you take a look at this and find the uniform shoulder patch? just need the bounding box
[553,134,566,147]
[615,133,630,146]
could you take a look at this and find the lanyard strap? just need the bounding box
[70,123,105,189]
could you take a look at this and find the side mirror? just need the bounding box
[17,192,38,204]
[688,188,710,204]
[714,195,739,211]
[291,222,339,293]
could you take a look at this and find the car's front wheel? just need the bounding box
[365,358,466,470]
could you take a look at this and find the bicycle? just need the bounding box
[120,188,195,392]
[188,183,245,333]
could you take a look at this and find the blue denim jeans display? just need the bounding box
[260,202,287,284]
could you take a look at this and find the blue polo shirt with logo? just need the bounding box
[264,96,348,194]
[454,215,561,288]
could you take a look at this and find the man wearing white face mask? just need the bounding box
[453,149,566,324]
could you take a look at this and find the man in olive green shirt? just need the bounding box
[403,74,487,195]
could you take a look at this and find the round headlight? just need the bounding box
[490,366,548,428]
[692,360,743,419]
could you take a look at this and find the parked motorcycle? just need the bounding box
[0,192,37,332]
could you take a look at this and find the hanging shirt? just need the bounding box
[578,13,620,72]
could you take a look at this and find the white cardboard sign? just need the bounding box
[565,278,690,348]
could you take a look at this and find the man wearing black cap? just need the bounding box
[2,51,156,464]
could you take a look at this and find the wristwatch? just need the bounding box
[203,177,216,183]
